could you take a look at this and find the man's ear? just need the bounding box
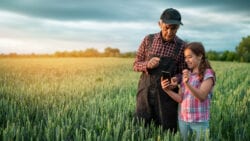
[158,21,161,27]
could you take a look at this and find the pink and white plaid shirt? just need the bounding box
[179,69,215,122]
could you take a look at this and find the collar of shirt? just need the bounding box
[156,31,177,44]
[190,71,198,76]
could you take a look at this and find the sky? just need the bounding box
[0,0,249,54]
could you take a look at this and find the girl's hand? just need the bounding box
[161,76,178,90]
[182,69,190,83]
[161,77,171,91]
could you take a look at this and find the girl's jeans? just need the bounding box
[178,120,209,141]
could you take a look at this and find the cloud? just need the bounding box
[172,0,250,14]
[0,0,162,22]
[1,0,249,21]
[0,0,249,53]
[178,7,250,51]
[0,10,157,53]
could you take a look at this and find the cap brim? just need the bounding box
[162,20,183,25]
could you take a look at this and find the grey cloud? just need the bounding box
[173,0,250,13]
[1,0,249,22]
[0,0,161,21]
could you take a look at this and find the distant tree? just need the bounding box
[220,50,236,61]
[104,47,120,57]
[55,51,71,57]
[55,51,62,57]
[236,35,250,62]
[207,50,219,60]
[226,51,236,61]
[220,51,228,61]
[120,51,136,58]
[9,53,18,57]
[0,53,5,58]
[84,48,100,57]
[70,50,79,57]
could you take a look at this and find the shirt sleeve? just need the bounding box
[204,69,215,86]
[133,36,150,73]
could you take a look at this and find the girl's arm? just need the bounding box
[184,78,213,102]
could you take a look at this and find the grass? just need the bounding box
[0,58,249,140]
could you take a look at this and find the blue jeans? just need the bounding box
[178,120,209,141]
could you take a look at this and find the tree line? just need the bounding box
[0,47,136,58]
[207,35,250,62]
[1,36,249,62]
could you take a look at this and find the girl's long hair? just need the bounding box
[185,42,216,82]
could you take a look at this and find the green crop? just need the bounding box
[0,58,249,141]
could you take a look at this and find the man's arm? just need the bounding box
[133,36,149,73]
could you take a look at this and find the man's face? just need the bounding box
[159,22,179,42]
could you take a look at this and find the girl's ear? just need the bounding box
[199,55,203,60]
[198,55,202,61]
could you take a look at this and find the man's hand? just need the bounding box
[147,57,160,69]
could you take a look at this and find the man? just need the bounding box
[133,8,187,132]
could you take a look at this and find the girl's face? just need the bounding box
[184,48,202,71]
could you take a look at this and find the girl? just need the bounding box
[161,42,216,140]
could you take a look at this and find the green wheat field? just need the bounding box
[0,58,249,141]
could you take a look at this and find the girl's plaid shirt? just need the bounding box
[179,69,215,122]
